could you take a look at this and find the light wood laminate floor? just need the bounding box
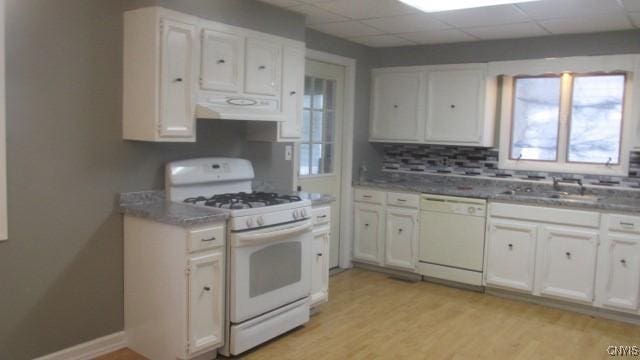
[98,268,640,359]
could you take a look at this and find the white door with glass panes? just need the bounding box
[297,60,344,269]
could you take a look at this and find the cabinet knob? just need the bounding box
[508,243,513,249]
[621,259,627,265]
[450,104,455,108]
[398,228,403,233]
[364,223,369,227]
[258,65,266,70]
[203,286,211,291]
[290,91,296,95]
[317,253,323,257]
[393,104,399,108]
[566,252,571,258]
[216,59,225,64]
[174,78,183,83]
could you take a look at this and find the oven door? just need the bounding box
[230,219,312,323]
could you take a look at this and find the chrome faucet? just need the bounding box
[552,177,586,196]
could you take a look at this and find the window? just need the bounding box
[299,76,336,176]
[502,72,629,175]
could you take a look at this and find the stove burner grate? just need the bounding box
[184,192,302,209]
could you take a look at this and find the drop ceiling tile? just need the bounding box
[315,0,417,20]
[259,0,303,7]
[349,34,415,47]
[431,5,529,28]
[397,29,477,44]
[539,13,633,34]
[464,21,548,40]
[362,13,451,34]
[622,0,640,12]
[309,20,384,37]
[288,4,349,24]
[630,12,640,27]
[517,0,625,20]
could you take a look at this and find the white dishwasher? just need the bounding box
[419,194,487,286]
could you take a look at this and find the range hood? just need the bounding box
[196,93,286,122]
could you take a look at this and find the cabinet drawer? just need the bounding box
[312,206,331,226]
[188,225,225,253]
[354,188,385,204]
[386,192,419,209]
[608,214,640,234]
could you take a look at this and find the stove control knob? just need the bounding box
[256,216,265,226]
[300,209,308,218]
[246,217,255,228]
[293,210,299,219]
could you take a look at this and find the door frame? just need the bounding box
[296,49,355,269]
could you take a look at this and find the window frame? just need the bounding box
[499,70,633,176]
[299,76,336,178]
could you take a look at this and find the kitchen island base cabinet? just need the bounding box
[485,219,537,292]
[124,216,225,360]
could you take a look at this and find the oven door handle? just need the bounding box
[232,220,313,247]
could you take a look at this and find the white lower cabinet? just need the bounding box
[310,206,331,308]
[124,216,225,360]
[537,226,599,303]
[353,202,384,264]
[385,207,418,271]
[485,219,537,292]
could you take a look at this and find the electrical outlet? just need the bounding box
[285,145,293,161]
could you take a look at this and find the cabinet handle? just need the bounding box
[508,243,513,250]
[620,222,635,229]
[317,215,327,219]
[290,91,297,95]
[201,236,216,242]
[396,199,406,202]
[203,286,211,291]
[317,253,323,257]
[364,223,369,227]
[362,195,372,198]
[258,65,266,70]
[566,252,571,258]
[173,77,183,83]
[621,259,627,265]
[216,59,226,64]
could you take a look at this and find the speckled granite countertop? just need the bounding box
[118,190,334,226]
[355,173,640,213]
[118,191,229,227]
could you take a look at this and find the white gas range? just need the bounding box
[166,157,313,356]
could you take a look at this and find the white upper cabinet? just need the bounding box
[200,27,242,93]
[123,7,305,142]
[123,8,199,142]
[369,64,496,146]
[537,226,599,304]
[244,38,281,97]
[370,70,424,142]
[278,46,305,140]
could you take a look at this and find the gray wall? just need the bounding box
[0,1,304,359]
[305,29,384,178]
[373,29,640,67]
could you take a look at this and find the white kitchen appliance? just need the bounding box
[166,157,313,356]
[418,194,487,286]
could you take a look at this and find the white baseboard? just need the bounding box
[34,331,126,360]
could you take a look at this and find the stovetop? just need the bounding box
[183,192,302,210]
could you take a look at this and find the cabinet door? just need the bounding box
[279,46,304,140]
[244,38,281,96]
[159,18,196,138]
[370,71,423,142]
[200,28,242,93]
[599,233,640,311]
[353,202,384,264]
[538,226,599,303]
[385,207,418,271]
[425,69,483,144]
[311,230,329,307]
[485,219,537,292]
[188,252,224,355]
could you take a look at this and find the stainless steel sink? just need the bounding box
[500,190,599,203]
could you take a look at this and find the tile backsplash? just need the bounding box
[382,144,640,189]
